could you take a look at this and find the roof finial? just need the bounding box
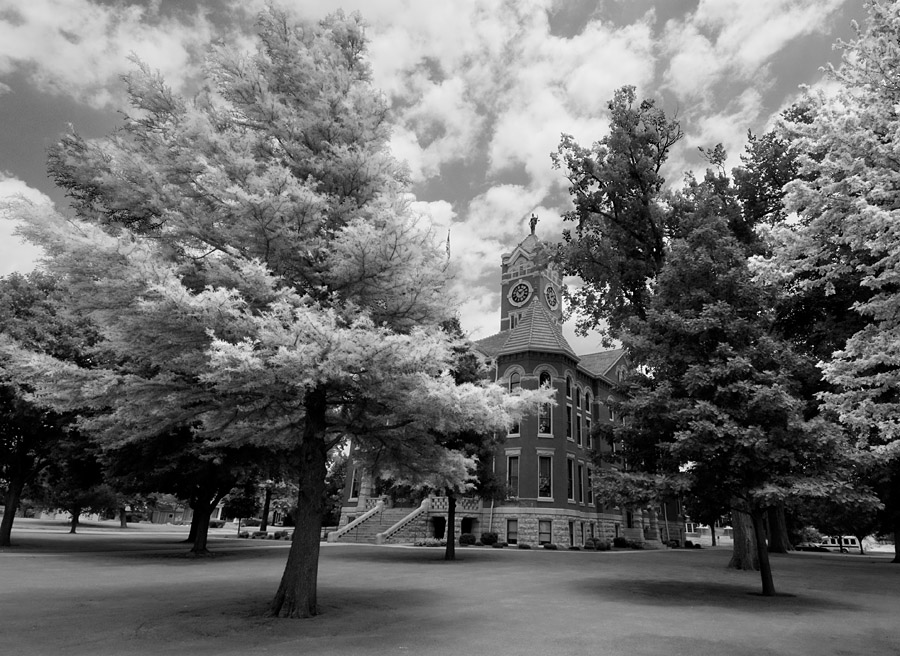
[529,213,538,235]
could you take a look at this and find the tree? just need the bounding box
[592,157,874,595]
[2,9,540,617]
[0,272,96,546]
[762,1,900,562]
[553,85,683,337]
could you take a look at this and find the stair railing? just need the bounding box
[375,498,431,544]
[327,500,384,542]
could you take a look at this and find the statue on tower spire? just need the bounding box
[529,213,538,235]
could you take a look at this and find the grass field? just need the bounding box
[1,519,898,656]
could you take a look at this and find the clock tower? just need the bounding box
[499,215,563,331]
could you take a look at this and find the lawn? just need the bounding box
[1,520,898,656]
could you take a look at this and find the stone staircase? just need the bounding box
[331,505,431,544]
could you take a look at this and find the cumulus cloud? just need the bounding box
[0,0,229,107]
[0,174,52,275]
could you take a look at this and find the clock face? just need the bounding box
[508,281,532,306]
[545,284,558,309]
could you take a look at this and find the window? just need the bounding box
[567,458,575,501]
[507,455,519,497]
[585,394,593,449]
[538,520,552,545]
[566,376,572,398]
[566,405,573,440]
[508,373,521,435]
[568,521,575,547]
[507,519,518,545]
[538,456,553,498]
[586,467,594,505]
[576,388,581,409]
[538,371,553,434]
[576,413,582,446]
[577,463,584,503]
[349,468,360,500]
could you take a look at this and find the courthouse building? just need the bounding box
[332,222,683,548]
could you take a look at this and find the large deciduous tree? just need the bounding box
[553,85,683,337]
[0,272,96,546]
[762,0,900,561]
[2,9,536,617]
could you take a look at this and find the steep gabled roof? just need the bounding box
[578,348,626,377]
[498,299,578,360]
[472,330,511,359]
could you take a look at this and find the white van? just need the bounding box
[818,536,860,553]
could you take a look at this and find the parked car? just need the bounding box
[818,536,860,553]
[794,541,829,552]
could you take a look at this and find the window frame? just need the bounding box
[538,519,552,545]
[538,454,553,500]
[507,518,519,545]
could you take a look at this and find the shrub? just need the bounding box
[612,536,629,548]
[491,542,505,548]
[208,519,225,529]
[459,533,477,546]
[414,537,446,547]
[595,540,611,551]
[474,540,483,546]
[242,518,261,527]
[568,546,581,551]
[583,538,601,550]
[542,543,558,550]
[480,531,499,546]
[518,543,532,550]
[239,531,250,538]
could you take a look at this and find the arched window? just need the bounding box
[538,371,552,434]
[565,376,572,398]
[575,388,581,409]
[508,372,521,435]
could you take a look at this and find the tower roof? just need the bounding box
[498,299,578,360]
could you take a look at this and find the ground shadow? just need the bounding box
[573,578,858,614]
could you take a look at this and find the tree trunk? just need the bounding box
[118,507,128,529]
[189,498,214,555]
[444,493,457,561]
[0,479,25,547]
[728,507,759,570]
[260,486,272,532]
[766,504,792,553]
[184,506,200,544]
[270,386,329,618]
[710,524,716,546]
[751,509,776,596]
[69,505,81,534]
[893,516,900,564]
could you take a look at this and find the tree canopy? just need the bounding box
[1,9,542,617]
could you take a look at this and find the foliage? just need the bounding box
[759,0,900,560]
[458,533,476,546]
[1,8,540,616]
[553,85,683,337]
[479,531,499,546]
[0,271,98,545]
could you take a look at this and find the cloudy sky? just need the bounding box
[0,0,867,353]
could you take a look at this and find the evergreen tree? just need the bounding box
[2,9,540,617]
